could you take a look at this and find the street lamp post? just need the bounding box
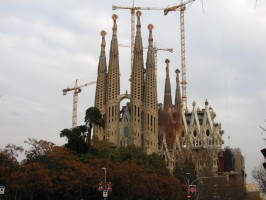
[99,145,116,199]
[101,167,107,200]
[185,172,191,199]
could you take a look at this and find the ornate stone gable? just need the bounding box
[182,100,224,151]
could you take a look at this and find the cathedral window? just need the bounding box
[193,130,197,137]
[193,140,198,146]
[206,129,210,137]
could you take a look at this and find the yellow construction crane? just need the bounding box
[113,0,194,109]
[63,79,96,128]
[164,0,196,109]
[112,1,164,75]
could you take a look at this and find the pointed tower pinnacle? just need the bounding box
[101,30,106,47]
[143,23,158,154]
[133,11,144,57]
[136,11,141,35]
[175,69,182,107]
[164,59,173,111]
[112,14,118,36]
[94,30,108,140]
[130,11,145,148]
[174,68,183,146]
[106,14,120,144]
[148,24,154,48]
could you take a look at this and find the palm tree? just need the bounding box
[84,107,105,147]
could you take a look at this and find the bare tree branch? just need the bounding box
[260,125,266,132]
[252,165,266,194]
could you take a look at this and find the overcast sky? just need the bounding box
[1,0,266,183]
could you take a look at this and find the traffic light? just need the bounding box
[261,148,266,170]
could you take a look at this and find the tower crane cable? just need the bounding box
[62,79,96,128]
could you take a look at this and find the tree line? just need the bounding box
[0,107,185,200]
[0,107,248,199]
[0,138,185,200]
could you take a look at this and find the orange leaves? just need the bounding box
[9,162,52,199]
[2,139,185,199]
[24,138,55,160]
[108,161,183,199]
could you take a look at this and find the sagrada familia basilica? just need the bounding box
[93,11,226,175]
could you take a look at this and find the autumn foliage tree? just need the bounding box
[108,161,183,200]
[9,162,52,200]
[0,144,23,198]
[1,138,184,200]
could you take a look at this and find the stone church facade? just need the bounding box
[93,12,224,173]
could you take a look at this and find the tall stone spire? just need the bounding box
[130,11,145,148]
[163,59,173,111]
[94,30,107,140]
[175,69,182,108]
[106,14,120,144]
[143,24,158,154]
[174,69,183,145]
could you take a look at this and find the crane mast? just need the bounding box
[180,4,187,109]
[72,80,79,128]
[63,79,96,128]
[164,0,195,109]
